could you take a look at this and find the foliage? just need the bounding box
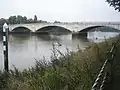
[0,15,48,25]
[106,0,120,11]
[54,21,61,23]
[8,15,33,24]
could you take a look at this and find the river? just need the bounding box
[0,32,119,70]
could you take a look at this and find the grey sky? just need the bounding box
[0,0,120,22]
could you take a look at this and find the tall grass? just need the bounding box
[0,36,120,90]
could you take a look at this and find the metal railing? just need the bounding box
[92,45,116,90]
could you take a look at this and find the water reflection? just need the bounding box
[88,32,119,42]
[0,34,88,70]
[36,34,61,41]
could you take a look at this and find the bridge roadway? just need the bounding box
[8,22,120,33]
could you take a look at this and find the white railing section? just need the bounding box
[92,45,115,90]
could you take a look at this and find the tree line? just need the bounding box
[0,15,47,25]
[8,15,48,24]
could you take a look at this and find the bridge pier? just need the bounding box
[72,32,87,38]
[79,32,87,37]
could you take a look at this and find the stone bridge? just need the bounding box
[8,22,120,33]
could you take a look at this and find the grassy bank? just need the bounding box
[0,36,120,90]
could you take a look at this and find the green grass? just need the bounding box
[1,36,120,90]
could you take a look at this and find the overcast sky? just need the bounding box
[0,0,120,22]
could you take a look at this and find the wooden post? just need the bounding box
[3,23,9,72]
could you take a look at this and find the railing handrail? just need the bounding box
[92,45,116,90]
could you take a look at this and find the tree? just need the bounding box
[54,21,60,23]
[17,15,23,24]
[106,0,120,11]
[8,16,17,24]
[7,15,46,24]
[34,15,37,23]
[0,18,7,25]
[23,16,27,23]
[27,18,34,23]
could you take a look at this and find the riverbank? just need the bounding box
[0,35,120,90]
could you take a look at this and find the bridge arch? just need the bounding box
[78,25,120,37]
[36,26,72,34]
[79,26,120,33]
[79,26,104,33]
[11,26,32,33]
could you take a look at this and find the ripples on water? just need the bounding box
[0,32,119,70]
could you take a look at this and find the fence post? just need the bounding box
[3,23,9,72]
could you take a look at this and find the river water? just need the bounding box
[0,32,119,70]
